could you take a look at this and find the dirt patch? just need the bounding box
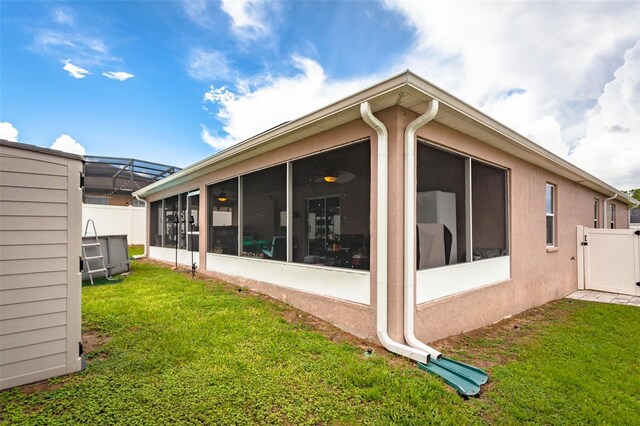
[83,329,112,362]
[18,379,68,395]
[431,299,576,370]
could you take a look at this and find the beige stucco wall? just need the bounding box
[409,107,629,342]
[146,113,385,339]
[143,106,629,345]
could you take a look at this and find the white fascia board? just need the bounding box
[404,73,637,206]
[134,70,635,206]
[133,72,412,199]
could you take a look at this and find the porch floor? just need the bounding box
[567,290,640,307]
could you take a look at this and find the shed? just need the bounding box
[0,139,85,390]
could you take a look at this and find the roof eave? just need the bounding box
[134,70,636,206]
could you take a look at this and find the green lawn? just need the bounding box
[1,262,638,425]
[128,244,145,257]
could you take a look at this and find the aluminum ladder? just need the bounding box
[82,219,113,285]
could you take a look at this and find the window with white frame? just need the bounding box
[610,204,616,229]
[148,191,199,250]
[546,183,556,246]
[593,199,599,228]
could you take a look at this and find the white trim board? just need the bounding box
[206,253,370,305]
[149,246,200,267]
[416,256,510,304]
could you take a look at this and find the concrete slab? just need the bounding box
[567,290,639,307]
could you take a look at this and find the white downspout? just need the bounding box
[403,100,443,361]
[604,193,617,229]
[134,194,147,258]
[360,101,430,364]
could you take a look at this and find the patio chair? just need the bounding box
[262,236,286,260]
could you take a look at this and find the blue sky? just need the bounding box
[2,1,639,189]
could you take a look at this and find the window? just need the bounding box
[416,144,467,268]
[472,161,508,259]
[186,192,200,251]
[546,183,556,246]
[150,200,162,247]
[208,178,239,255]
[593,199,599,228]
[610,204,616,229]
[241,165,287,260]
[163,195,179,248]
[292,141,371,270]
[85,196,109,205]
[416,142,508,269]
[132,197,145,207]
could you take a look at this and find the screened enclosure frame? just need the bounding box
[416,139,511,271]
[204,138,371,271]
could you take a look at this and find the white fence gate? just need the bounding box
[577,226,640,296]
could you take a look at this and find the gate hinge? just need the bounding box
[79,342,84,356]
[80,257,84,272]
[635,230,640,236]
[636,282,640,287]
[581,241,588,246]
[80,173,85,188]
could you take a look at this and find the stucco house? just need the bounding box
[133,71,635,363]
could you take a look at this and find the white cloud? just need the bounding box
[50,134,86,155]
[53,7,75,26]
[197,1,639,188]
[33,6,121,70]
[63,60,91,78]
[200,55,378,150]
[187,49,233,81]
[36,30,113,66]
[220,0,270,39]
[570,41,640,189]
[103,71,135,81]
[381,0,640,187]
[0,122,19,141]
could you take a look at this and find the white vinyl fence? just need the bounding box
[577,226,640,296]
[82,204,146,245]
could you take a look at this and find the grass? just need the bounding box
[128,244,144,257]
[1,261,638,425]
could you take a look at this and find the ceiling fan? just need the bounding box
[310,170,355,184]
[213,190,236,202]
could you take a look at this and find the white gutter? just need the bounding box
[133,194,147,259]
[604,193,617,229]
[360,101,430,364]
[403,100,443,361]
